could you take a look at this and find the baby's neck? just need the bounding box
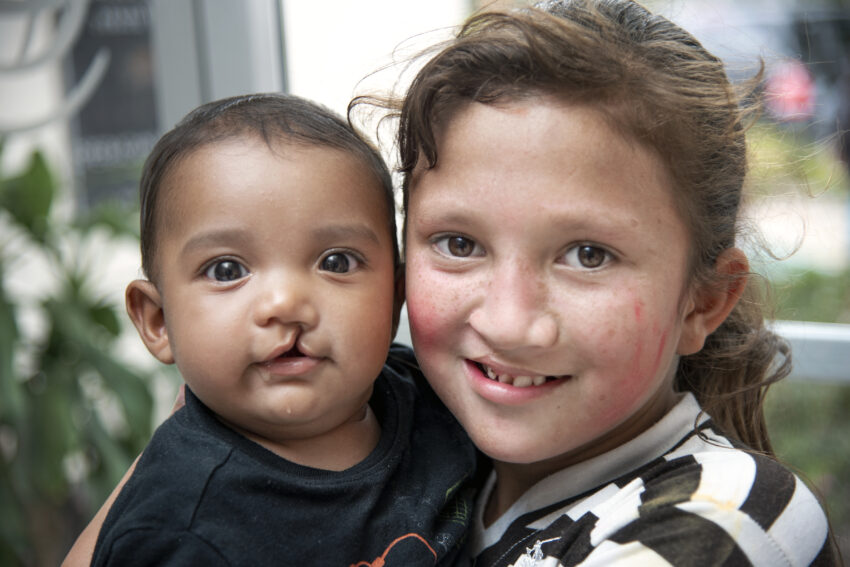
[230,404,381,472]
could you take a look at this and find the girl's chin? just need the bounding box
[466,427,574,466]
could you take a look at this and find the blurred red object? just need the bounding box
[765,59,816,122]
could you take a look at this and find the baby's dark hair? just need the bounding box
[140,93,397,282]
[388,0,789,453]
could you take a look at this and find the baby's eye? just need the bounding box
[320,252,360,274]
[204,260,249,282]
[434,235,483,258]
[562,244,612,269]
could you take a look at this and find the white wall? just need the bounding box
[282,1,468,117]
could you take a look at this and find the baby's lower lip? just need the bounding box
[261,355,321,377]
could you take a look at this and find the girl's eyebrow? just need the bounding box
[417,208,640,234]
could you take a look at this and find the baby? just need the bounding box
[89,93,476,566]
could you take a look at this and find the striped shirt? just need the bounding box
[470,393,835,566]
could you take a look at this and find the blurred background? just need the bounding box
[0,0,848,564]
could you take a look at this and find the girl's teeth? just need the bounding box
[481,363,548,387]
[513,376,533,388]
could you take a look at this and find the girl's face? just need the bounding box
[405,99,704,479]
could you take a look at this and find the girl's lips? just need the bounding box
[473,360,562,387]
[465,359,568,405]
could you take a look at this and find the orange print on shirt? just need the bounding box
[349,533,437,567]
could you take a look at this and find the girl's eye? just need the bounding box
[563,244,612,269]
[320,252,360,274]
[204,260,249,282]
[434,235,482,258]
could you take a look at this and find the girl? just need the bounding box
[388,0,837,564]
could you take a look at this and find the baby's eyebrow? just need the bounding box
[180,228,252,256]
[179,224,383,258]
[310,224,382,246]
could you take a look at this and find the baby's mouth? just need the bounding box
[270,344,306,362]
[473,361,562,388]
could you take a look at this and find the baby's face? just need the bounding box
[405,99,699,477]
[152,138,396,445]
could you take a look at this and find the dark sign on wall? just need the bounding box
[66,0,157,208]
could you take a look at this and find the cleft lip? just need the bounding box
[259,341,323,380]
[264,340,314,364]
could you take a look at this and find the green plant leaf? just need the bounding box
[73,202,140,240]
[0,460,28,566]
[0,151,55,242]
[0,266,24,424]
[41,297,153,443]
[89,302,122,338]
[86,349,153,438]
[83,412,139,505]
[26,365,77,502]
[0,147,151,565]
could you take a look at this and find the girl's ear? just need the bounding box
[677,248,749,356]
[126,280,175,364]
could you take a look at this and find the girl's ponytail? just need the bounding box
[678,283,791,454]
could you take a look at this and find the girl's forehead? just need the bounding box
[406,98,690,250]
[414,99,671,188]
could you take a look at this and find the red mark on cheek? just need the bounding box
[627,300,646,382]
[628,340,644,386]
[627,322,669,389]
[652,331,668,378]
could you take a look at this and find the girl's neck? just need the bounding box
[484,388,681,526]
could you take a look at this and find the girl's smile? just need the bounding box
[466,359,567,406]
[405,98,703,505]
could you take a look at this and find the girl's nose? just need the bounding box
[468,264,559,350]
[252,274,319,329]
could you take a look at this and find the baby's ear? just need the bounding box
[125,280,174,364]
[677,248,749,356]
[390,264,406,341]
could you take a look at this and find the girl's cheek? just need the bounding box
[625,295,675,386]
[598,318,674,424]
[407,305,439,349]
[405,279,447,351]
